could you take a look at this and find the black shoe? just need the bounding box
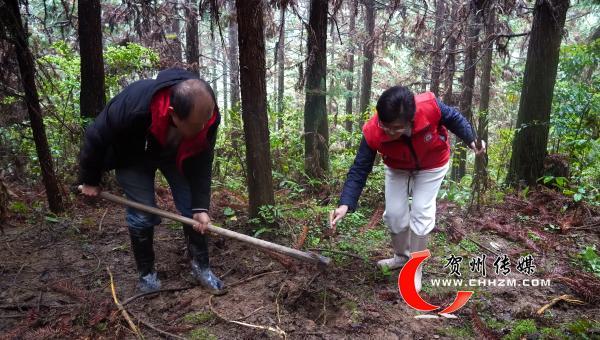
[129,227,160,292]
[183,224,227,295]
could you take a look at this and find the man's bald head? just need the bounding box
[168,79,216,138]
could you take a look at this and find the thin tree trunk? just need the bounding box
[304,0,329,179]
[235,0,275,218]
[0,0,64,213]
[211,30,218,97]
[452,0,483,181]
[277,4,286,128]
[168,1,183,63]
[222,56,228,116]
[358,0,375,125]
[344,0,358,146]
[507,0,570,186]
[185,0,200,75]
[228,0,240,108]
[473,0,496,206]
[429,0,445,96]
[78,0,105,118]
[442,1,459,105]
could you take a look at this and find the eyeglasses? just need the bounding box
[377,119,410,135]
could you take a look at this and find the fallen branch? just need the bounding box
[98,208,108,232]
[128,310,187,340]
[122,286,195,306]
[229,270,285,288]
[537,294,585,315]
[107,268,143,339]
[209,295,286,338]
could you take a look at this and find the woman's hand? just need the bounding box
[329,205,349,230]
[469,140,487,156]
[193,212,211,234]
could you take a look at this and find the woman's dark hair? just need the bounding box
[170,78,218,119]
[375,86,416,123]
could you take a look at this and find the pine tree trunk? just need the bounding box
[235,0,275,218]
[78,0,105,118]
[442,1,459,106]
[358,0,375,124]
[228,0,240,108]
[452,0,483,181]
[507,0,570,186]
[0,0,64,213]
[429,0,445,96]
[277,5,286,128]
[304,0,329,179]
[473,1,496,207]
[185,0,200,75]
[344,0,358,146]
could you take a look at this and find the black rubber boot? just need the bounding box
[129,227,161,292]
[183,224,226,295]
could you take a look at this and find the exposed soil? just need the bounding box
[1,185,599,339]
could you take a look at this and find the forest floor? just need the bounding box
[1,182,599,339]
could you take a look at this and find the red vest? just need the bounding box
[149,86,218,171]
[362,92,450,170]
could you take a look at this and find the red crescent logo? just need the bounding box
[398,249,474,314]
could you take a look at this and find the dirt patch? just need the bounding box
[1,185,599,339]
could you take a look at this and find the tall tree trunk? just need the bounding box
[228,0,240,108]
[276,4,286,129]
[507,0,570,186]
[452,0,483,181]
[442,1,460,105]
[222,56,228,115]
[429,0,445,96]
[304,0,329,179]
[235,0,275,218]
[0,0,64,213]
[185,0,200,75]
[211,31,218,97]
[344,0,358,146]
[78,0,105,118]
[473,0,496,207]
[167,1,183,63]
[358,0,375,124]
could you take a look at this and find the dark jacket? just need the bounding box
[79,68,220,212]
[339,98,475,211]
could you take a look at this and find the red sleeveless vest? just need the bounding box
[362,92,450,170]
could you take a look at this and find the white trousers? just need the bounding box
[382,162,449,236]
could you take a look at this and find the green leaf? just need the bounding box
[223,207,235,217]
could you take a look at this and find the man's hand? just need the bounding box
[329,205,349,230]
[469,140,487,156]
[193,212,211,234]
[79,184,101,197]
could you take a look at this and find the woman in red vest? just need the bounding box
[330,86,485,291]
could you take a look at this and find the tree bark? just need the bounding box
[0,0,64,213]
[235,0,275,218]
[304,0,329,179]
[473,0,496,206]
[429,0,445,96]
[507,0,570,186]
[358,0,375,124]
[452,0,483,181]
[442,1,460,106]
[228,0,240,108]
[344,0,358,146]
[185,0,200,75]
[277,4,286,128]
[78,0,105,118]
